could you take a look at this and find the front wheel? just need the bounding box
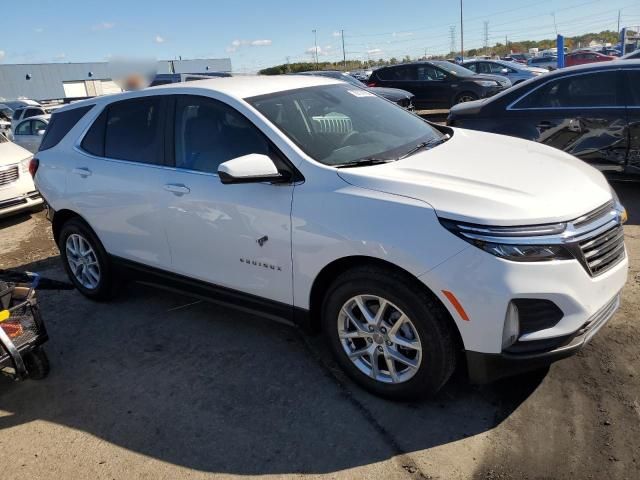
[454,92,479,104]
[322,266,457,400]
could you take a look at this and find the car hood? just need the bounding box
[369,87,414,100]
[336,129,612,226]
[0,140,32,166]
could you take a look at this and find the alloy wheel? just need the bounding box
[337,295,422,384]
[65,233,101,289]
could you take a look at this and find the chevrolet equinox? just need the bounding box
[33,76,628,399]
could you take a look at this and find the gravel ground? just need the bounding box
[0,184,638,480]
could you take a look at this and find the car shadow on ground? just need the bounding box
[0,256,544,475]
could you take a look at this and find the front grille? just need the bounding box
[0,166,19,187]
[579,224,625,276]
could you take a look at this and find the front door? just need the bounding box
[505,69,627,172]
[163,95,294,305]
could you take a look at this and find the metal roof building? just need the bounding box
[0,58,232,102]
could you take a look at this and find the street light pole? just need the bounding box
[312,29,319,70]
[460,0,464,60]
[341,29,346,69]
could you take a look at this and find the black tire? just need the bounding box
[454,92,479,104]
[58,217,117,300]
[322,266,457,400]
[23,347,50,380]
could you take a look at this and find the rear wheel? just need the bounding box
[58,218,117,300]
[322,266,457,400]
[23,347,50,380]
[455,92,479,104]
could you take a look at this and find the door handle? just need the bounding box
[72,167,92,177]
[536,121,555,130]
[163,184,190,195]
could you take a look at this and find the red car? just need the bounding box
[564,51,615,67]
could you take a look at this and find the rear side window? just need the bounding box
[81,97,165,164]
[512,71,620,109]
[105,97,165,164]
[39,105,93,151]
[377,66,417,81]
[12,109,23,120]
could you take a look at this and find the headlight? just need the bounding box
[473,80,499,87]
[19,156,33,174]
[439,219,573,262]
[610,186,627,224]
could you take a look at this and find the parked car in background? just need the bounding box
[0,132,42,217]
[13,115,50,153]
[0,105,12,139]
[447,61,640,179]
[564,51,615,67]
[367,61,511,109]
[349,69,372,82]
[11,106,46,130]
[527,56,558,70]
[296,70,415,109]
[462,59,547,85]
[34,76,627,399]
[620,49,640,60]
[504,53,530,64]
[149,72,231,86]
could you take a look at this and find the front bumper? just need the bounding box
[0,191,43,217]
[466,292,620,383]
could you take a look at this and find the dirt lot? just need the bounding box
[0,184,639,480]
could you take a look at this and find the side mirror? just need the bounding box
[36,129,46,136]
[218,153,288,185]
[500,68,509,74]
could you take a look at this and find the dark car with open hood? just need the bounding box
[447,60,640,180]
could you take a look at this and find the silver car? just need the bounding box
[462,59,547,85]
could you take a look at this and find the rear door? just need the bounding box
[506,69,627,172]
[374,65,421,103]
[68,95,172,268]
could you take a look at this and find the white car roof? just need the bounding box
[17,114,50,124]
[150,75,341,99]
[56,75,342,114]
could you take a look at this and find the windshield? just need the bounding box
[248,84,444,166]
[430,61,474,77]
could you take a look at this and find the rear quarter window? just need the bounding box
[39,105,94,151]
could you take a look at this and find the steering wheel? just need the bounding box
[340,130,361,147]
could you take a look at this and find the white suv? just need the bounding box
[33,76,628,399]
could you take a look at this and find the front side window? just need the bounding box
[512,71,620,109]
[32,120,47,134]
[104,97,165,164]
[248,83,444,166]
[626,70,640,106]
[465,63,478,72]
[417,65,447,81]
[12,109,23,121]
[174,95,270,174]
[15,120,32,136]
[24,108,43,119]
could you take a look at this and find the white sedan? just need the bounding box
[13,114,50,153]
[0,132,43,217]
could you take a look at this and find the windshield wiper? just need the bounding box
[399,134,451,159]
[335,158,395,168]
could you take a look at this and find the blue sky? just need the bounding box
[3,0,640,72]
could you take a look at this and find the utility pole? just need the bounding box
[286,56,291,73]
[449,26,456,55]
[341,29,346,69]
[460,0,464,59]
[483,21,489,56]
[505,35,508,55]
[552,12,558,36]
[617,10,621,33]
[312,29,318,70]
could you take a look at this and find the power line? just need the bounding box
[449,25,456,53]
